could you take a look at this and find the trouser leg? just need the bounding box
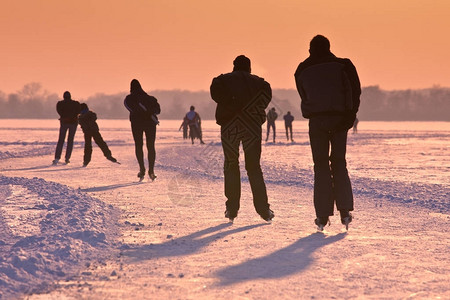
[243,128,269,215]
[309,119,334,217]
[92,131,112,158]
[83,133,93,165]
[131,122,145,172]
[272,123,276,142]
[330,129,354,211]
[221,127,241,213]
[54,124,68,160]
[144,125,156,174]
[65,124,77,160]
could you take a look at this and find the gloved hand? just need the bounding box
[341,112,356,131]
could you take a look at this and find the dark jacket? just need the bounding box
[294,52,361,121]
[284,114,294,126]
[267,110,278,124]
[56,99,81,124]
[210,71,271,126]
[124,92,161,124]
[78,110,99,134]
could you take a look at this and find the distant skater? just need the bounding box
[185,106,205,144]
[353,117,359,133]
[53,91,81,165]
[210,55,274,222]
[294,35,361,231]
[78,103,118,167]
[284,111,295,142]
[124,79,161,181]
[265,107,278,143]
[179,116,189,139]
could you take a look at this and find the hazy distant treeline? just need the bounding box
[0,83,449,121]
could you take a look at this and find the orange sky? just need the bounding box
[1,0,450,98]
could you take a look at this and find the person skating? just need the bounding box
[210,55,274,222]
[179,116,189,139]
[124,79,161,181]
[185,106,205,144]
[294,35,361,230]
[53,91,81,165]
[78,103,118,167]
[265,107,278,143]
[283,111,295,142]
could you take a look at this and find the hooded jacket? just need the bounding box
[124,80,161,124]
[294,52,361,120]
[78,110,99,134]
[210,71,271,126]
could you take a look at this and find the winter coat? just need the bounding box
[284,114,294,126]
[267,110,278,123]
[78,110,99,134]
[124,92,161,124]
[56,99,81,124]
[210,70,272,126]
[294,52,361,123]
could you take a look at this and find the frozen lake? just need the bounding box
[0,119,449,212]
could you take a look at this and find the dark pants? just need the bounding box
[221,125,269,215]
[54,122,78,160]
[266,122,276,142]
[83,131,112,165]
[189,124,203,143]
[131,121,156,174]
[309,116,353,218]
[285,124,293,141]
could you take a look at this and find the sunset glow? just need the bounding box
[1,0,450,97]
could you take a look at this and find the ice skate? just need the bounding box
[148,172,157,181]
[107,156,120,164]
[340,211,353,230]
[225,210,237,223]
[260,209,274,222]
[315,217,330,231]
[137,170,145,182]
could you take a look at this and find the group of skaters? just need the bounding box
[53,79,161,181]
[179,106,205,144]
[264,108,295,143]
[179,106,296,144]
[53,35,360,231]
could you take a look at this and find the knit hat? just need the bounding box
[233,55,251,72]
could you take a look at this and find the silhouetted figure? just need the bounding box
[185,106,205,144]
[124,79,161,181]
[53,91,81,165]
[78,103,118,167]
[353,117,359,133]
[265,107,278,143]
[294,35,361,231]
[179,116,189,139]
[210,55,274,222]
[283,111,295,142]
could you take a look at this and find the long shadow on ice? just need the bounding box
[1,164,54,172]
[123,222,269,261]
[80,182,142,192]
[215,232,346,286]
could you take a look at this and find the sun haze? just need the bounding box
[1,0,449,97]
